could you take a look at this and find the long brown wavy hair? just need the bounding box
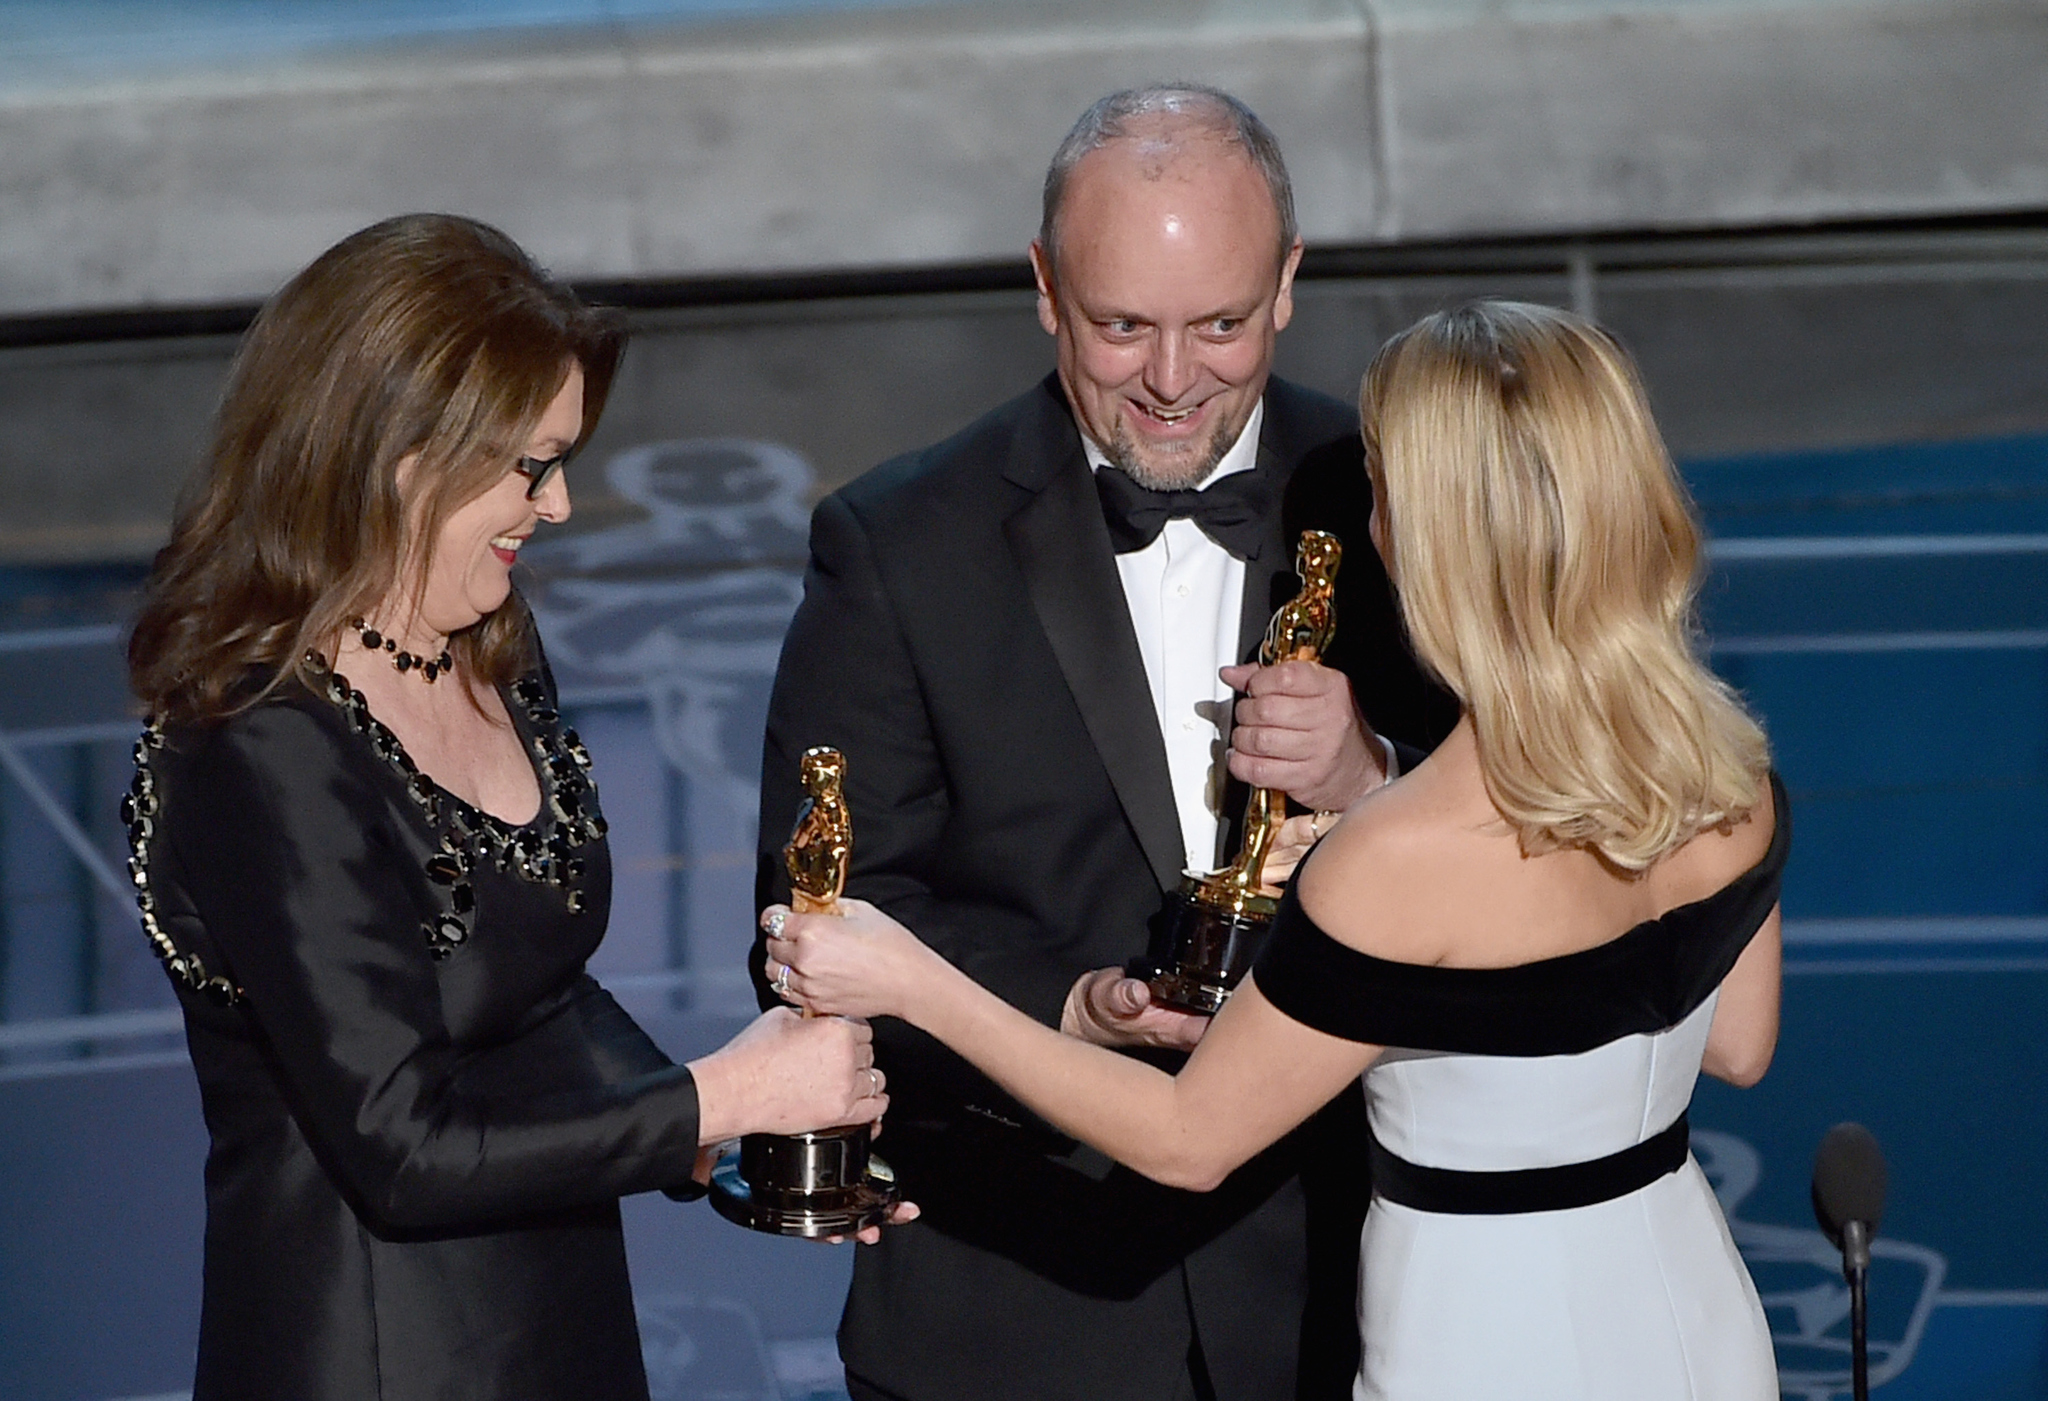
[129,214,624,725]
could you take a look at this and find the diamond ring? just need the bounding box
[764,909,788,938]
[774,962,792,997]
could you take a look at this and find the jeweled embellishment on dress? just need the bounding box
[125,720,241,1005]
[312,666,603,959]
[126,666,605,988]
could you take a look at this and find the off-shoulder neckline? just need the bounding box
[1286,771,1788,980]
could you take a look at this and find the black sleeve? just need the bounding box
[753,493,1080,1029]
[171,706,703,1231]
[562,974,710,1201]
[567,973,675,1080]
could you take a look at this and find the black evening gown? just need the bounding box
[127,660,703,1401]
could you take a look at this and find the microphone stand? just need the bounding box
[1813,1120,1884,1401]
[1842,1218,1872,1401]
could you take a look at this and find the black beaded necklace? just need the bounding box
[349,616,453,683]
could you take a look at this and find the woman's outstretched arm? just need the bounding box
[767,899,1380,1191]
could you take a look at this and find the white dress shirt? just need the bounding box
[1086,402,1401,878]
[1085,402,1263,875]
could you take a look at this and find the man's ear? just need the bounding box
[1028,240,1059,336]
[1272,238,1305,334]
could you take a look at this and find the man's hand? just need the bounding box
[1061,968,1210,1051]
[1221,659,1387,811]
[829,1200,923,1246]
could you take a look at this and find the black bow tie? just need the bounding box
[1095,463,1277,561]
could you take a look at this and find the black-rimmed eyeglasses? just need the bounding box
[512,451,570,500]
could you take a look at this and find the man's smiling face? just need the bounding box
[1033,122,1301,490]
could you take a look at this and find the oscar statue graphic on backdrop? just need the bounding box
[710,746,900,1236]
[1138,530,1342,1012]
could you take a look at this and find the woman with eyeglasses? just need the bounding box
[124,214,899,1401]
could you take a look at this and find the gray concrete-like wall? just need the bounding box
[2,0,2045,317]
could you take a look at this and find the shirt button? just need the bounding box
[1182,719,1199,732]
[1175,583,1191,598]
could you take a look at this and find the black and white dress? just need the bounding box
[1254,776,1788,1401]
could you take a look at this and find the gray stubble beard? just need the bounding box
[1105,413,1236,491]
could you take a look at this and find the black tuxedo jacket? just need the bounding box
[755,374,1455,1401]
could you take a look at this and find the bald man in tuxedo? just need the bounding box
[754,85,1453,1401]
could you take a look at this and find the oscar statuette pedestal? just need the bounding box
[710,747,901,1237]
[1137,531,1342,1014]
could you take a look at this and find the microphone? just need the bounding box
[1813,1121,1887,1269]
[1812,1122,1887,1401]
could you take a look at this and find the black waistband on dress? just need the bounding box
[1369,1112,1690,1216]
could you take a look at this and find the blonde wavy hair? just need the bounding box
[1361,300,1768,870]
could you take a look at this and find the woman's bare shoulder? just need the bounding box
[1650,773,1779,908]
[1294,767,1495,964]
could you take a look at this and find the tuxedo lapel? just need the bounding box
[1003,416,1185,894]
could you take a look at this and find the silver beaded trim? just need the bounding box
[126,668,605,1002]
[125,720,241,1006]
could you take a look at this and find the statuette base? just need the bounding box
[708,1127,900,1238]
[1137,875,1281,1014]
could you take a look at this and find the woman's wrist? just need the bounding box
[685,1050,740,1145]
[904,952,981,1046]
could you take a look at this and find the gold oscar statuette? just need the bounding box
[1139,530,1342,1013]
[709,747,901,1236]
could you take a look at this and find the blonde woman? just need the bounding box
[764,300,1784,1400]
